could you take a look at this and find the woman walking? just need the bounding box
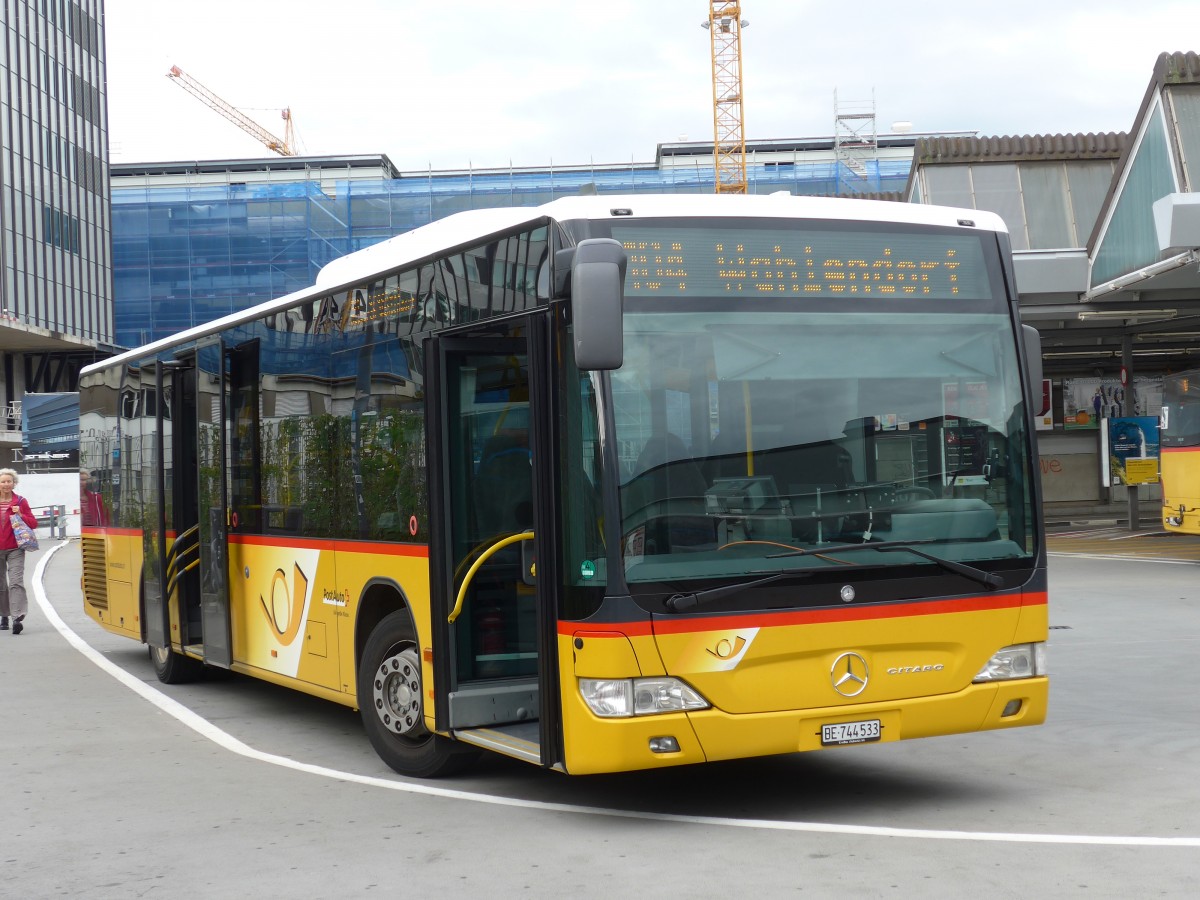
[0,468,36,635]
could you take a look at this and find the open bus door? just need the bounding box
[426,314,563,770]
[186,340,236,669]
[147,358,201,655]
[147,347,233,680]
[145,360,175,653]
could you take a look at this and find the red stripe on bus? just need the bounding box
[81,526,142,537]
[228,533,430,557]
[558,591,1046,637]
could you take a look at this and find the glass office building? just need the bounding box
[1,0,111,339]
[1,0,111,461]
[111,140,919,348]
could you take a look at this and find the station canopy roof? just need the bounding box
[906,51,1200,377]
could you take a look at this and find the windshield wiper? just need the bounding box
[766,539,1004,591]
[664,570,813,613]
[874,545,1004,590]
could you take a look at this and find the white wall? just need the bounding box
[15,471,82,537]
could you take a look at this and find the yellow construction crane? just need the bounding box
[702,2,748,194]
[167,65,297,157]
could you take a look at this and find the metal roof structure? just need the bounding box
[908,52,1200,380]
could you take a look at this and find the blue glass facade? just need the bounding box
[111,153,914,348]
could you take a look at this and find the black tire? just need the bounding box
[358,610,478,778]
[149,643,205,684]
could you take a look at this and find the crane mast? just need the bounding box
[167,65,297,157]
[704,2,748,194]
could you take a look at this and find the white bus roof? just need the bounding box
[317,194,1006,292]
[83,194,1006,375]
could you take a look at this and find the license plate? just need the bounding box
[821,719,882,746]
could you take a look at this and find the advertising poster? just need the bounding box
[1035,379,1054,431]
[1101,416,1160,486]
[1062,376,1163,430]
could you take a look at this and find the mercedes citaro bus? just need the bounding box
[79,194,1048,777]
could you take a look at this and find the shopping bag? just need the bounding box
[10,513,38,551]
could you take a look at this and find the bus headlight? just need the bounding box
[973,643,1046,682]
[579,677,710,718]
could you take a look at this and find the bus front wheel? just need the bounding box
[149,643,204,684]
[358,610,478,778]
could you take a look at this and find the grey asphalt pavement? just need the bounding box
[5,539,1199,898]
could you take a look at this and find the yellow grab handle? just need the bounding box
[448,531,534,624]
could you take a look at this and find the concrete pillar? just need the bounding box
[1122,335,1138,530]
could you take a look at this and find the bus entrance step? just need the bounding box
[453,721,540,765]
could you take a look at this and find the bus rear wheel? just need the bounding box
[358,610,478,778]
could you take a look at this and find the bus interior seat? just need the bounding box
[770,440,854,491]
[635,432,708,499]
[706,435,853,497]
[756,441,854,541]
[624,432,713,551]
[703,429,752,482]
[475,431,533,536]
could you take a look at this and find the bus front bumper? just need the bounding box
[561,677,1047,775]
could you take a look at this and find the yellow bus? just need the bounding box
[1161,369,1200,532]
[79,194,1048,777]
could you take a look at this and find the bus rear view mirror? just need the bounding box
[569,238,626,371]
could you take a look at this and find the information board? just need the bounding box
[612,224,993,300]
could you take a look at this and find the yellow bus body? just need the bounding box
[559,594,1047,774]
[83,530,432,712]
[1161,447,1200,533]
[82,527,1046,774]
[82,527,142,640]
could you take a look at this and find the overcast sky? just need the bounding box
[105,0,1192,171]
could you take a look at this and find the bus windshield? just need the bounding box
[1162,372,1200,448]
[610,308,1034,586]
[563,217,1037,593]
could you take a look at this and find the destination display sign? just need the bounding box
[611,224,992,300]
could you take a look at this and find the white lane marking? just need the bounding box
[35,541,1200,848]
[1049,552,1197,565]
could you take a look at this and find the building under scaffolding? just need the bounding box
[109,132,940,347]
